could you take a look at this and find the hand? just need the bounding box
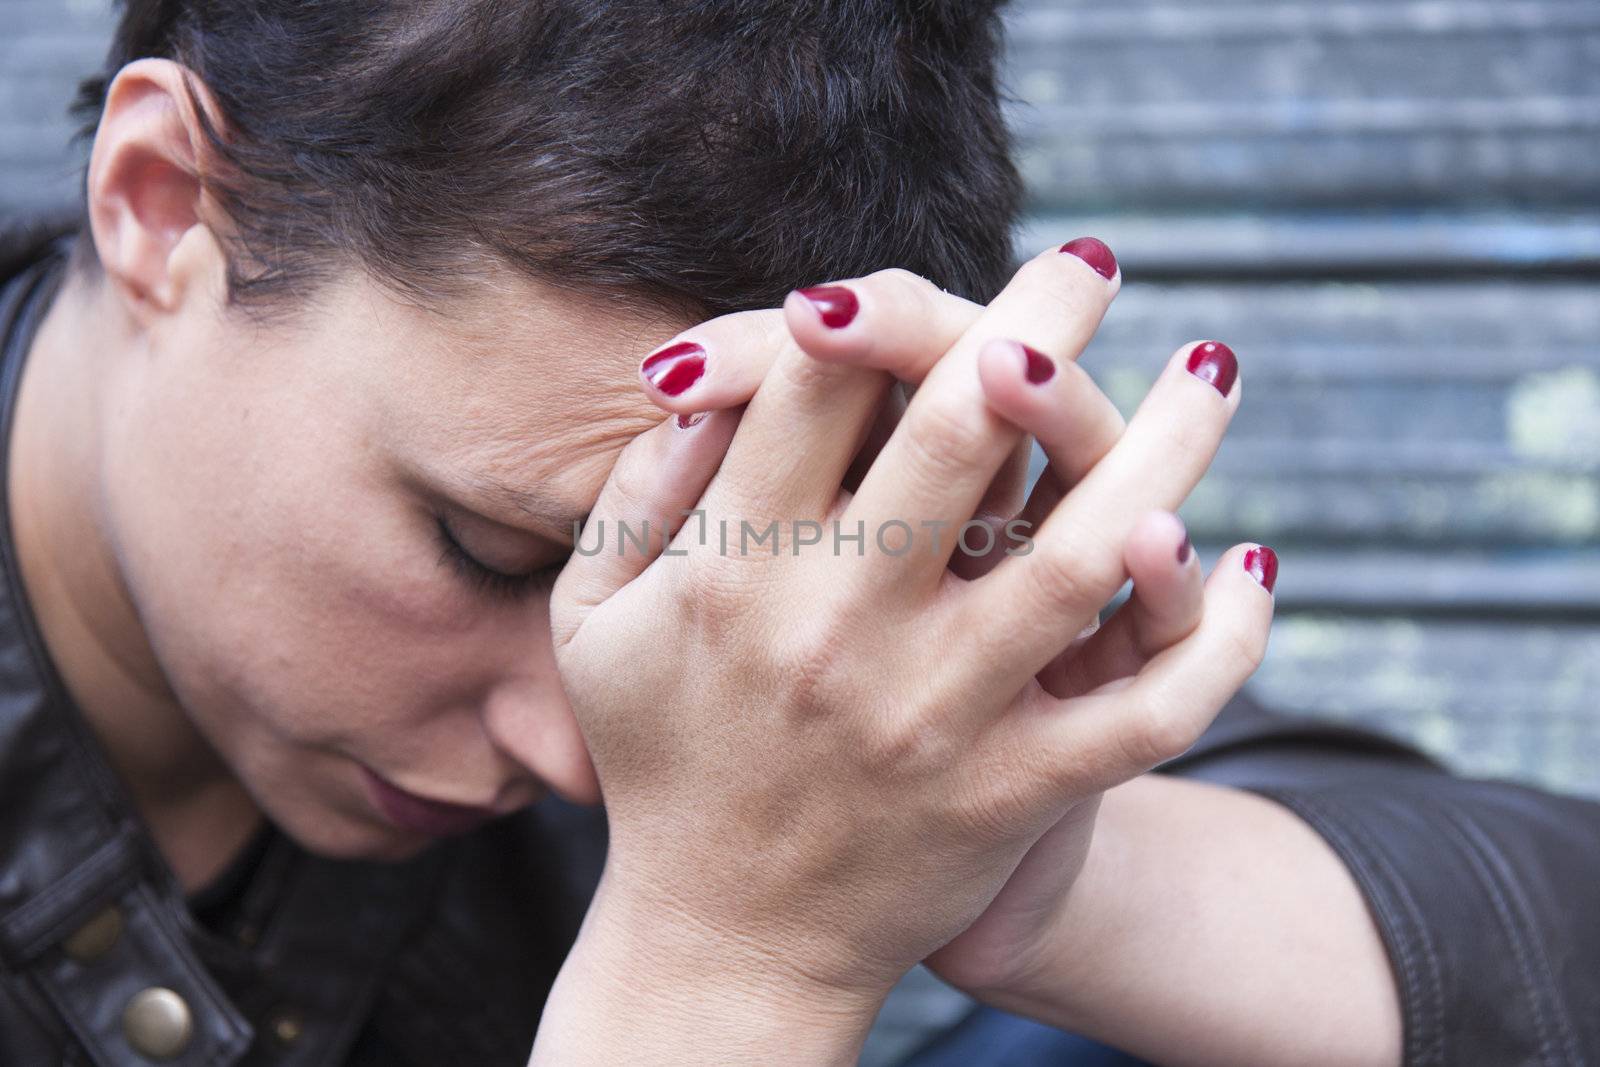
[634,270,1046,577]
[534,245,1270,1063]
[634,260,1278,1002]
[924,536,1278,996]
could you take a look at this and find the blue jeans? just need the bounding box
[902,1006,1152,1067]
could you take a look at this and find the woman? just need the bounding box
[1,2,1596,1065]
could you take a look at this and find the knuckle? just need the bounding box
[858,710,970,798]
[1150,404,1222,461]
[676,551,760,634]
[1221,623,1268,676]
[859,712,937,775]
[952,740,1058,842]
[1119,698,1198,770]
[903,395,995,484]
[779,613,849,677]
[869,267,942,313]
[1022,534,1117,619]
[870,266,936,292]
[775,346,851,398]
[772,610,858,718]
[955,774,1027,843]
[1008,253,1101,320]
[604,447,660,519]
[754,309,793,356]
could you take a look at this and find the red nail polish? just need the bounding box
[642,341,701,375]
[642,341,706,397]
[1244,545,1278,593]
[1186,341,1238,397]
[1058,237,1118,281]
[676,412,706,429]
[1177,535,1193,564]
[1021,343,1056,384]
[796,286,859,329]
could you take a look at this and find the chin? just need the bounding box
[270,804,437,863]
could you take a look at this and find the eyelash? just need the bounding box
[434,516,566,600]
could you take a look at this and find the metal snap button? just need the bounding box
[62,906,124,963]
[268,1006,304,1045]
[122,987,194,1060]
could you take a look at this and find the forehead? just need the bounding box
[345,269,697,527]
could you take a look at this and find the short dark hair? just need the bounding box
[72,0,1023,319]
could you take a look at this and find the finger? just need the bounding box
[842,240,1123,588]
[974,336,1127,569]
[549,410,738,647]
[637,270,984,416]
[1008,464,1063,553]
[842,383,907,494]
[637,310,780,412]
[977,441,1033,528]
[1037,511,1202,697]
[977,338,1127,491]
[784,269,983,379]
[970,339,1242,687]
[697,348,890,523]
[1003,542,1278,801]
[638,269,1028,533]
[790,274,1019,537]
[791,274,1021,543]
[947,441,1033,581]
[838,389,1030,582]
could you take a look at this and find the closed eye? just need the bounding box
[434,515,566,600]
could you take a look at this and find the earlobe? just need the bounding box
[86,58,228,320]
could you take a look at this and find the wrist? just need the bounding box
[954,785,1140,1028]
[925,795,1103,1001]
[530,872,890,1066]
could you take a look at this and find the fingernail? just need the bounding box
[1244,545,1278,593]
[796,285,859,328]
[1177,535,1193,564]
[1186,341,1238,397]
[1058,237,1118,281]
[641,341,706,397]
[676,412,706,429]
[1021,343,1056,384]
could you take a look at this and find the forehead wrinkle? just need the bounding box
[384,259,694,530]
[440,311,679,443]
[470,370,661,467]
[440,266,695,380]
[456,394,663,534]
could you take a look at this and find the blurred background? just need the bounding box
[1005,0,1600,800]
[3,0,1598,797]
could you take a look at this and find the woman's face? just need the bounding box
[103,261,688,859]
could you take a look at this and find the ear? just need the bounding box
[85,58,230,322]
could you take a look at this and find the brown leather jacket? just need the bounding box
[2,218,1597,1066]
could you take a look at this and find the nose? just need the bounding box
[481,678,601,807]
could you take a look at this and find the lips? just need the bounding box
[360,767,500,837]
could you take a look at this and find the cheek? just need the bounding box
[105,395,526,752]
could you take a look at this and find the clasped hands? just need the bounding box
[535,240,1276,1063]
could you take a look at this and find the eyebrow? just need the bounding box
[469,476,590,545]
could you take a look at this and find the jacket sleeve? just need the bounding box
[1162,694,1600,1067]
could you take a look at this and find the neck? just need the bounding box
[7,265,261,891]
